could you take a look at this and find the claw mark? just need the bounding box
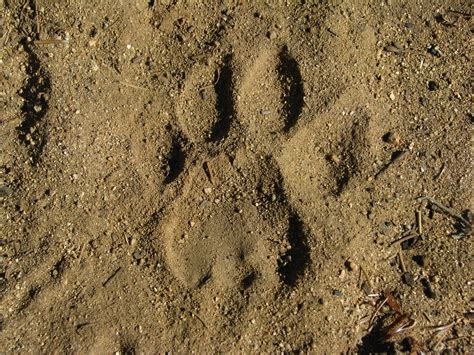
[278,214,310,287]
[210,54,234,141]
[163,137,186,184]
[278,46,304,131]
[17,285,41,313]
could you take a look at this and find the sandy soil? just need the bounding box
[1,0,473,353]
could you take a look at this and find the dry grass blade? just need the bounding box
[382,314,416,340]
[383,289,402,315]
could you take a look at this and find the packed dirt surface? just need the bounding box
[1,0,473,352]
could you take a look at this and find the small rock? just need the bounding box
[132,250,143,260]
[402,272,415,287]
[385,42,402,53]
[33,105,42,113]
[203,187,212,194]
[328,154,340,164]
[401,237,417,250]
[367,210,374,220]
[361,282,372,295]
[389,92,396,100]
[344,260,356,272]
[379,220,392,234]
[267,31,277,40]
[332,289,343,297]
[427,44,442,57]
[382,131,401,145]
[421,278,436,299]
[385,45,401,53]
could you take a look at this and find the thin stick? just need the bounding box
[102,267,122,287]
[423,311,432,322]
[375,150,406,179]
[360,265,373,290]
[34,39,68,45]
[182,308,207,329]
[203,161,214,184]
[34,0,40,40]
[434,163,445,180]
[369,297,387,327]
[430,319,459,333]
[398,251,407,273]
[3,26,12,46]
[418,196,469,226]
[390,233,418,246]
[416,210,423,235]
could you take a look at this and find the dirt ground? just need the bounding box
[0,0,472,353]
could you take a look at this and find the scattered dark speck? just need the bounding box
[412,255,425,267]
[428,80,439,91]
[401,236,418,250]
[428,44,442,57]
[421,278,436,299]
[332,289,343,297]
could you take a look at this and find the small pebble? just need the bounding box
[267,31,277,40]
[379,220,392,234]
[344,260,356,271]
[421,278,436,299]
[402,272,415,287]
[332,289,343,297]
[385,45,401,53]
[132,250,143,260]
[382,131,401,145]
[401,237,416,250]
[428,44,442,57]
[389,92,396,100]
[328,154,340,164]
[203,187,212,194]
[385,42,402,53]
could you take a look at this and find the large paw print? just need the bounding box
[157,45,311,292]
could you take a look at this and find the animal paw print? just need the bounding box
[158,45,311,292]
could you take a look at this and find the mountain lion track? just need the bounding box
[155,46,310,295]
